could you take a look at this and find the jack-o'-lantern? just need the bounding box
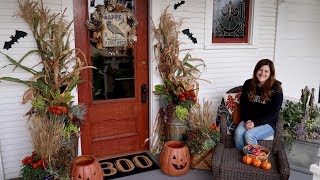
[160,140,190,176]
[71,155,104,180]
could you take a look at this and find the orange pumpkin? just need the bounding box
[261,160,272,170]
[251,158,261,167]
[160,141,190,176]
[71,155,104,180]
[242,155,252,165]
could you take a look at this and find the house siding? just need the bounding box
[275,0,320,99]
[0,0,319,178]
[0,0,74,179]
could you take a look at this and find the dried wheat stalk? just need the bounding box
[189,100,215,135]
[28,116,65,167]
[152,6,182,81]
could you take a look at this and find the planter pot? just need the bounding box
[160,140,190,176]
[71,155,103,180]
[286,139,320,174]
[164,120,188,141]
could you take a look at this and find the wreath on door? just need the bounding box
[86,1,138,56]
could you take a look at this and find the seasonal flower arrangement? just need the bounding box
[20,151,53,180]
[150,7,209,154]
[0,0,93,178]
[281,86,320,150]
[186,100,220,154]
[153,79,197,122]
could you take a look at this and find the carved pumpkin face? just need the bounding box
[171,153,189,170]
[160,141,190,176]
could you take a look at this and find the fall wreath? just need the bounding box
[86,1,138,56]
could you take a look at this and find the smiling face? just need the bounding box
[256,65,270,86]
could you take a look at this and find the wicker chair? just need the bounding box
[212,86,290,180]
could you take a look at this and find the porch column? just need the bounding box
[310,147,320,180]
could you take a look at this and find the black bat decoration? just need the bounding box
[90,0,95,7]
[3,30,28,50]
[182,29,197,44]
[174,0,185,10]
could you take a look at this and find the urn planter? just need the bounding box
[286,139,320,174]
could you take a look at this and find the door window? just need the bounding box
[89,0,135,100]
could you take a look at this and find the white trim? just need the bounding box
[273,0,280,62]
[148,0,162,151]
[0,142,5,180]
[204,0,258,50]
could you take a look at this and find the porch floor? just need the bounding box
[114,152,313,180]
[115,169,311,180]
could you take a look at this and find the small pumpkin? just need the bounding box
[242,155,252,165]
[261,160,272,170]
[251,158,261,167]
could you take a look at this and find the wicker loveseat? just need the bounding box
[211,86,290,180]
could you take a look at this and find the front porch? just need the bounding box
[104,153,313,180]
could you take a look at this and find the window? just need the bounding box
[212,0,251,43]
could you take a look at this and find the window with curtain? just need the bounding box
[212,0,251,43]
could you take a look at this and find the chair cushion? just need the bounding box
[223,92,241,135]
[224,92,241,114]
[220,148,281,179]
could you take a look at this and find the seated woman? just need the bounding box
[234,59,283,150]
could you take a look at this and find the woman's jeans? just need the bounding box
[234,121,274,150]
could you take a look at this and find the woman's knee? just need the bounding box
[244,131,257,144]
[234,128,244,140]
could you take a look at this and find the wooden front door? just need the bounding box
[73,0,149,157]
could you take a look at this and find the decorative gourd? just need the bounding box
[160,140,190,176]
[71,155,104,180]
[251,158,261,167]
[242,155,252,165]
[261,160,272,170]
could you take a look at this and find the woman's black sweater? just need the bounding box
[240,79,283,130]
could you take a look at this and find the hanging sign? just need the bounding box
[86,2,138,55]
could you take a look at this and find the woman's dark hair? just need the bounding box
[248,59,282,101]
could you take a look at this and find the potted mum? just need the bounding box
[0,0,93,179]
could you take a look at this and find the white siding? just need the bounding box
[0,0,74,179]
[275,0,320,100]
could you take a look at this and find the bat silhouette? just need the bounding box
[174,1,185,10]
[90,0,95,7]
[182,29,197,44]
[3,30,28,50]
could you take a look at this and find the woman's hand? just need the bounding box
[245,120,254,129]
